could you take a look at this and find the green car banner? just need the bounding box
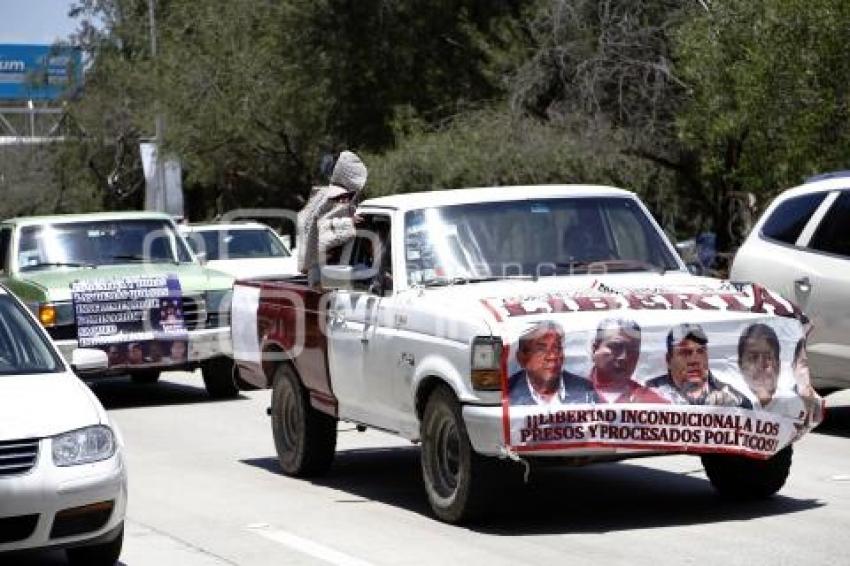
[71,274,189,368]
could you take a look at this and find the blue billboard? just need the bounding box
[0,44,82,101]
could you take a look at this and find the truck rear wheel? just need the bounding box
[271,364,337,477]
[420,386,492,523]
[202,356,239,399]
[702,445,793,499]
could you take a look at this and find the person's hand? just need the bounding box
[704,385,743,407]
[798,384,824,428]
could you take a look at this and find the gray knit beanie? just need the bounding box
[329,151,368,194]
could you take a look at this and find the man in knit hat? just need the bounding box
[296,150,368,287]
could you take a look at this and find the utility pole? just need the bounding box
[148,0,167,214]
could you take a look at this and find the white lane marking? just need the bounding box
[246,523,377,566]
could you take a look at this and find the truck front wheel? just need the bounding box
[421,386,492,523]
[271,364,337,477]
[701,445,793,499]
[201,356,239,399]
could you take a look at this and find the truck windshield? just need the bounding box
[404,197,680,285]
[188,228,290,260]
[17,219,194,271]
[0,294,62,374]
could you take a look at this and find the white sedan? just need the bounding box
[0,287,126,564]
[180,222,299,280]
[730,172,850,391]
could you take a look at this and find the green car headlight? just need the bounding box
[27,301,75,327]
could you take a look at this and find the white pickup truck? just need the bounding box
[231,185,822,523]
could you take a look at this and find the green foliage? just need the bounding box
[367,105,668,203]
[13,0,850,252]
[0,143,101,218]
[52,0,527,219]
[676,0,850,204]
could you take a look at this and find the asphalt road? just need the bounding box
[16,372,850,566]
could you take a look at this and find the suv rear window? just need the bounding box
[760,192,828,244]
[809,190,850,257]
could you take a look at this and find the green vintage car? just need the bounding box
[0,211,239,398]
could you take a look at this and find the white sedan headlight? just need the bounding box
[52,425,116,467]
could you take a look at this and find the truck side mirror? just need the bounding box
[321,265,376,291]
[320,265,349,290]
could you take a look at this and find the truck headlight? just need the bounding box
[52,425,116,467]
[470,336,503,390]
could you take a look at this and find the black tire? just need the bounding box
[702,445,793,499]
[271,364,337,476]
[66,523,123,566]
[420,386,493,523]
[202,356,239,399]
[234,364,260,391]
[129,369,161,384]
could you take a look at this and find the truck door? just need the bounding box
[326,213,400,430]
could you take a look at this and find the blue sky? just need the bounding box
[0,0,79,44]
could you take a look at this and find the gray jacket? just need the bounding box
[296,187,357,274]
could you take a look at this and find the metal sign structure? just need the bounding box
[0,44,81,145]
[0,44,81,101]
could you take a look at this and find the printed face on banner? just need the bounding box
[591,322,640,385]
[515,325,565,401]
[738,325,781,406]
[667,340,710,402]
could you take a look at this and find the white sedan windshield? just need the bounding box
[189,228,290,260]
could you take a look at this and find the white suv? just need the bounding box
[730,172,850,391]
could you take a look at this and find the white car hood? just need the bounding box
[0,373,102,441]
[207,257,299,280]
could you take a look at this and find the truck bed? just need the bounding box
[232,276,337,416]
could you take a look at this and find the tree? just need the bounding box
[496,0,704,238]
[367,104,668,205]
[675,0,850,246]
[58,0,527,218]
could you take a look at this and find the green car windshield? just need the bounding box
[17,219,195,271]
